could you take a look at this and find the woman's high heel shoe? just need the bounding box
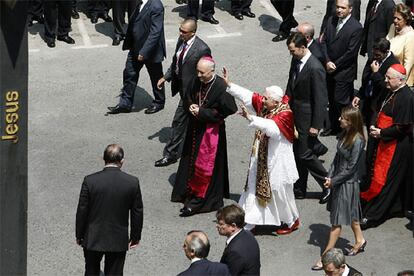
[345,240,367,256]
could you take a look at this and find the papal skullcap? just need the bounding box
[266,85,285,102]
[390,64,406,75]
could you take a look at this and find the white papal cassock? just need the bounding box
[227,83,299,228]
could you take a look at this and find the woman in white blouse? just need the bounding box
[387,3,414,87]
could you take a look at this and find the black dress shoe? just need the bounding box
[234,13,243,20]
[272,31,289,42]
[242,11,255,18]
[154,156,177,167]
[179,207,195,217]
[107,105,131,114]
[201,16,219,25]
[112,37,122,46]
[294,190,306,199]
[57,35,75,44]
[100,13,113,22]
[33,15,44,24]
[91,16,98,24]
[46,40,56,48]
[144,105,163,114]
[319,189,331,204]
[71,9,80,19]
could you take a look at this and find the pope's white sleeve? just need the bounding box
[248,115,280,137]
[226,83,254,110]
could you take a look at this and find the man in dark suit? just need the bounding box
[76,144,143,275]
[286,32,330,203]
[360,0,395,58]
[353,38,400,125]
[108,0,166,115]
[296,23,329,157]
[217,205,260,276]
[154,19,211,167]
[320,0,361,35]
[230,0,255,20]
[178,230,231,276]
[320,0,363,136]
[187,0,219,25]
[43,0,75,48]
[111,0,139,45]
[270,0,298,42]
[297,23,326,68]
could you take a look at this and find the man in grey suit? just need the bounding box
[178,230,230,276]
[76,144,143,275]
[286,32,330,203]
[108,0,166,115]
[155,19,211,167]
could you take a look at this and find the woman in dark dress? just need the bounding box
[312,107,366,271]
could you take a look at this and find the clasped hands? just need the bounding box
[324,177,332,189]
[369,125,381,139]
[189,104,200,116]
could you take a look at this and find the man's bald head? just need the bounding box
[297,22,315,42]
[103,144,124,166]
[197,57,215,83]
[183,230,210,259]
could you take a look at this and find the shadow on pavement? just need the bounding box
[148,127,171,144]
[258,14,281,35]
[308,223,351,255]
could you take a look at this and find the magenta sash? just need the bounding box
[188,123,220,198]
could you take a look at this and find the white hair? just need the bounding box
[265,85,285,102]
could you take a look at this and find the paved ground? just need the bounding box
[27,0,413,275]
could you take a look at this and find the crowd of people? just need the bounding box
[73,0,414,274]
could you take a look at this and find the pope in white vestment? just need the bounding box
[224,72,300,233]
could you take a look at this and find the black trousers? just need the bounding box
[43,0,72,40]
[163,99,189,159]
[327,76,354,132]
[28,0,43,20]
[88,0,110,17]
[231,0,253,14]
[187,0,215,20]
[120,52,165,109]
[293,133,327,194]
[112,0,138,38]
[83,249,126,276]
[270,0,298,34]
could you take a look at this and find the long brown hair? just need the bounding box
[341,106,365,148]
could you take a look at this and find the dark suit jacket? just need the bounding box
[321,15,363,81]
[320,0,361,34]
[123,0,166,63]
[360,0,395,57]
[308,39,325,65]
[178,259,231,276]
[286,54,328,131]
[348,265,363,276]
[76,167,143,252]
[220,230,260,276]
[164,36,211,98]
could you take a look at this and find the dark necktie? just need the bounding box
[368,0,379,20]
[176,42,188,76]
[293,60,302,81]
